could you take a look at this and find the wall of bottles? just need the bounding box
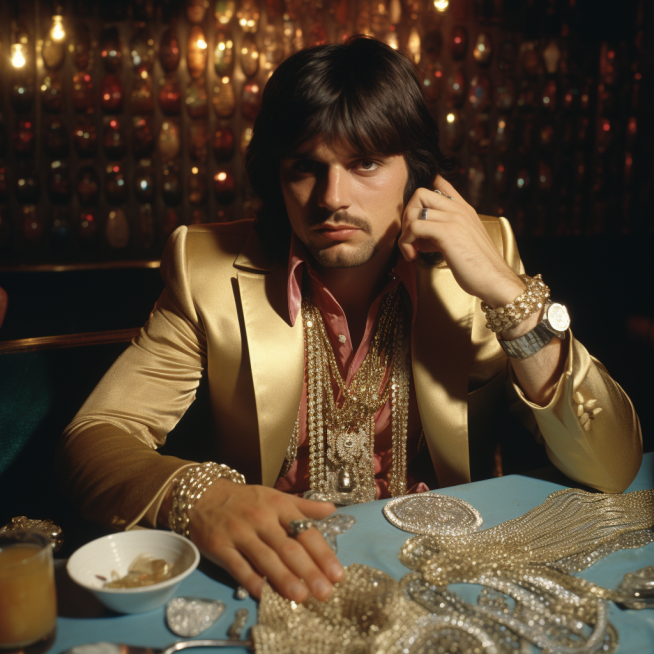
[0,0,649,267]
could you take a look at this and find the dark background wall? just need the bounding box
[1,0,653,453]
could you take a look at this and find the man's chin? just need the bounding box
[309,241,378,269]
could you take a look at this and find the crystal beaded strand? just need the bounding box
[389,320,409,497]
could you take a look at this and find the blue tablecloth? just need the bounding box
[52,453,654,654]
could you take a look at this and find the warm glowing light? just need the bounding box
[197,38,207,49]
[218,42,225,51]
[110,120,117,128]
[113,165,120,173]
[434,0,449,11]
[216,172,227,181]
[446,113,455,123]
[498,120,506,129]
[454,36,462,44]
[222,76,230,84]
[602,122,610,132]
[141,70,148,79]
[51,15,65,41]
[11,44,26,68]
[191,167,199,174]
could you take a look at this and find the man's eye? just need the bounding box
[358,160,379,171]
[292,160,316,173]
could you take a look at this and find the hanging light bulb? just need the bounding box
[434,0,449,11]
[12,43,26,68]
[51,15,65,41]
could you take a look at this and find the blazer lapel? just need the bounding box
[412,262,475,487]
[235,232,304,488]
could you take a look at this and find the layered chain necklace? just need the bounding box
[283,285,411,505]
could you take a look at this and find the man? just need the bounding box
[56,37,642,606]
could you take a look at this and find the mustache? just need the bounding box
[307,210,372,234]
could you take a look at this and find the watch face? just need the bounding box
[548,303,570,332]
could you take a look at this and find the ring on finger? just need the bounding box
[434,189,455,201]
[288,519,314,537]
[419,207,429,220]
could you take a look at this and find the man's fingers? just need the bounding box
[295,526,344,584]
[293,496,337,519]
[206,546,266,600]
[433,175,465,203]
[261,525,339,601]
[239,529,311,602]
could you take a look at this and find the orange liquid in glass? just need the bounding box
[0,545,57,648]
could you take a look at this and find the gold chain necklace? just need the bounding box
[282,285,411,504]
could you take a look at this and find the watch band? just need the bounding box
[499,322,555,359]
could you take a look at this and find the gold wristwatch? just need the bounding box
[499,300,570,359]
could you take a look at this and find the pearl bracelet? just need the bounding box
[169,461,246,538]
[481,274,550,334]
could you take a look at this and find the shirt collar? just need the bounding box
[287,232,418,327]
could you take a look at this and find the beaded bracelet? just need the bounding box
[481,274,550,334]
[168,461,246,538]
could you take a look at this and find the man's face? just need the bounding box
[279,136,409,270]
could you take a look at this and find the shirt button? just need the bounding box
[338,335,346,343]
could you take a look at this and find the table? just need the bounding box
[51,453,654,654]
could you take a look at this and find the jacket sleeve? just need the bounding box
[497,217,643,493]
[55,226,204,530]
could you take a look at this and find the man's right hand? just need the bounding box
[186,479,344,602]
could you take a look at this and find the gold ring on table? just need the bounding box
[419,207,429,220]
[434,189,455,201]
[288,519,314,536]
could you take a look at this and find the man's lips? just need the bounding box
[313,224,362,241]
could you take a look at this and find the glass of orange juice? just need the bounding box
[0,531,57,651]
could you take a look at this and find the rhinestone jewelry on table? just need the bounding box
[254,488,654,654]
[383,493,483,537]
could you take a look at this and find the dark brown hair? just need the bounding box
[245,35,452,257]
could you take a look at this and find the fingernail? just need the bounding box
[328,563,344,581]
[290,581,307,601]
[313,579,333,600]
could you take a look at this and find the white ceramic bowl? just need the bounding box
[67,530,200,614]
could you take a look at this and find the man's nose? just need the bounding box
[318,166,351,212]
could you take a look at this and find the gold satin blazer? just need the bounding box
[56,217,643,530]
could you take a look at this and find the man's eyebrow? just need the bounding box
[286,151,310,159]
